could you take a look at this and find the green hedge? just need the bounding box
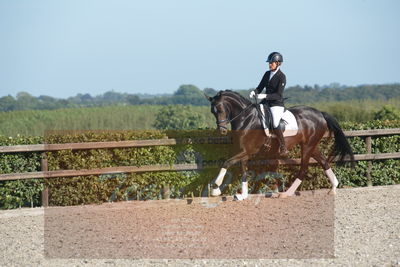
[0,135,43,209]
[293,120,400,190]
[0,120,399,209]
[44,130,189,206]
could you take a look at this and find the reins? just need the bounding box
[214,93,273,150]
[215,102,253,128]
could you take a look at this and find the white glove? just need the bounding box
[249,91,256,98]
[257,94,267,99]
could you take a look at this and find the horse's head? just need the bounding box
[205,91,230,135]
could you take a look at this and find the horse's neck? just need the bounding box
[230,102,259,130]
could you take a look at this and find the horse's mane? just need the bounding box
[216,90,252,107]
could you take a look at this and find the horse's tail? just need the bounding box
[322,112,355,166]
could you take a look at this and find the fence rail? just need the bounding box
[0,128,399,182]
[1,128,399,154]
[1,128,399,207]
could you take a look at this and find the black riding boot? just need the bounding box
[274,127,288,157]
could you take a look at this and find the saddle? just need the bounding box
[258,104,298,137]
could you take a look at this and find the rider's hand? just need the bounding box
[249,91,256,98]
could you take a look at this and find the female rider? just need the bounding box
[249,52,288,156]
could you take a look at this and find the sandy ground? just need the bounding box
[0,185,400,266]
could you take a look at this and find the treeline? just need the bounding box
[1,83,399,111]
[1,99,399,137]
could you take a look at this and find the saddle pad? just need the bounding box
[281,110,299,137]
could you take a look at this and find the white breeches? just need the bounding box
[260,105,285,128]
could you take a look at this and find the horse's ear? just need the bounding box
[204,93,213,102]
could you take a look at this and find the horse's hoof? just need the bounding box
[265,192,273,198]
[211,187,221,197]
[278,192,288,199]
[328,189,337,195]
[234,194,244,201]
[266,192,280,198]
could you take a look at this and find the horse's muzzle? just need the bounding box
[219,127,228,135]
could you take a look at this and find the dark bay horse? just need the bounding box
[205,90,354,200]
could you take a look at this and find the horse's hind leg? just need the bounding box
[279,144,314,198]
[312,149,339,195]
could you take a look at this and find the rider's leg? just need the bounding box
[273,126,288,156]
[271,106,288,156]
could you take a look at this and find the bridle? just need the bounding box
[214,102,253,130]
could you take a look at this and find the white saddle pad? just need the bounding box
[260,106,299,137]
[280,110,299,136]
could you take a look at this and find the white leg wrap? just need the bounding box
[285,178,302,196]
[211,168,227,197]
[242,181,248,199]
[234,181,248,201]
[214,168,227,186]
[234,194,244,201]
[325,168,338,188]
[211,187,221,197]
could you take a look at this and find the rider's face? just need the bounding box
[269,62,278,71]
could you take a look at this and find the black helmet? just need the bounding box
[266,52,283,63]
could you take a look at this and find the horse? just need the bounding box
[205,90,354,200]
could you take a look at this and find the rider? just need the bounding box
[249,52,288,156]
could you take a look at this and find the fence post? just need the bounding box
[162,185,170,199]
[365,136,373,186]
[41,152,49,207]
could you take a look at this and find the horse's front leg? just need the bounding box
[211,151,249,197]
[234,159,250,201]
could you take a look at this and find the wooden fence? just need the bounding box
[0,128,399,205]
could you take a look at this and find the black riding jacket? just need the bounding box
[255,69,286,107]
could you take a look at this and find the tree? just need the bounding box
[172,85,208,105]
[127,95,141,105]
[203,88,218,97]
[0,95,17,111]
[16,92,39,110]
[153,105,207,130]
[102,91,125,103]
[174,84,203,97]
[374,106,400,120]
[38,95,60,110]
[80,93,93,102]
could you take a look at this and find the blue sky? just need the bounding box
[0,0,399,98]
